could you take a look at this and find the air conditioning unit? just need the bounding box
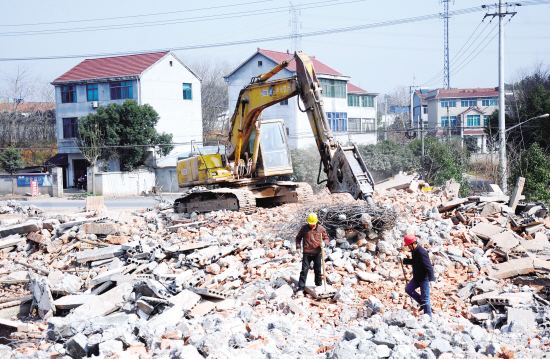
[91,101,99,109]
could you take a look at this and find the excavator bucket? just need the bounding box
[326,144,375,205]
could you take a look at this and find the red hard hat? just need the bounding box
[403,234,417,246]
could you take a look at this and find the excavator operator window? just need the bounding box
[259,121,292,171]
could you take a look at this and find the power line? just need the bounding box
[0,0,273,28]
[452,23,500,76]
[0,0,363,37]
[0,5,488,62]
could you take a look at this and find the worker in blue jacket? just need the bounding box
[402,234,435,317]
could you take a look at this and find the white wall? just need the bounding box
[93,169,155,197]
[140,53,203,144]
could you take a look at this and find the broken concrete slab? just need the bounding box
[0,234,24,249]
[188,300,217,318]
[48,270,83,294]
[74,245,124,263]
[507,307,536,331]
[90,264,135,286]
[191,287,229,300]
[65,332,88,359]
[0,220,41,238]
[480,202,503,217]
[490,258,535,279]
[520,232,550,251]
[438,198,469,213]
[488,230,520,251]
[376,173,417,191]
[53,294,97,310]
[167,289,201,311]
[356,271,382,283]
[0,318,32,333]
[471,222,505,240]
[29,274,55,319]
[81,222,120,235]
[69,283,132,321]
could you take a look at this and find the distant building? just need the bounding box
[423,87,499,153]
[225,48,378,149]
[412,89,430,128]
[51,51,202,188]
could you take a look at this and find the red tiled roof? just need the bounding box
[433,87,498,99]
[52,51,169,84]
[258,49,343,77]
[347,82,368,94]
[0,102,55,112]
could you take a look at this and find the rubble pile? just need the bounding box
[0,176,549,358]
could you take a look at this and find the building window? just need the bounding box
[461,98,477,107]
[86,83,98,102]
[349,118,375,133]
[466,114,481,126]
[320,79,346,98]
[440,99,456,108]
[257,60,263,67]
[423,106,428,114]
[482,98,498,106]
[347,94,374,107]
[182,83,192,100]
[280,99,288,105]
[441,116,457,127]
[110,81,133,100]
[62,117,78,138]
[327,112,347,132]
[61,85,76,103]
[483,115,490,126]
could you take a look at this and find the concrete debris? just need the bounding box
[1,175,550,358]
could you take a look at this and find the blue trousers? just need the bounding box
[405,278,432,316]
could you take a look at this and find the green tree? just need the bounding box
[290,148,326,192]
[0,147,23,174]
[510,142,550,204]
[357,141,419,181]
[410,137,470,194]
[0,147,24,195]
[78,101,174,171]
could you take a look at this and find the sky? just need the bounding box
[0,0,549,101]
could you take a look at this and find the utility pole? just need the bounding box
[441,0,451,89]
[289,2,302,52]
[484,1,518,193]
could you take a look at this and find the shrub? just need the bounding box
[510,142,550,204]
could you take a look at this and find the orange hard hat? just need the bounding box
[403,234,417,246]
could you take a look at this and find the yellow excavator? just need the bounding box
[174,52,375,214]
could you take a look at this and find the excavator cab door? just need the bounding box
[256,119,293,177]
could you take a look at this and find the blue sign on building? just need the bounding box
[16,175,51,187]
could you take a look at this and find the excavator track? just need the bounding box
[174,188,256,214]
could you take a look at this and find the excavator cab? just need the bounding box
[254,119,293,177]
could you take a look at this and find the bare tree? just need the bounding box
[191,60,230,143]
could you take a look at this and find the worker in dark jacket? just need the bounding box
[295,213,330,292]
[402,234,435,317]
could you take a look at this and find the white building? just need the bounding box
[51,51,202,188]
[422,88,499,153]
[225,49,378,149]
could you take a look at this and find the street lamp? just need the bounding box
[505,113,549,133]
[500,113,550,193]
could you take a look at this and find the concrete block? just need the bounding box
[30,275,55,319]
[520,232,550,251]
[507,307,536,331]
[188,300,217,318]
[0,220,41,238]
[438,198,468,213]
[74,245,123,263]
[99,339,123,356]
[480,202,503,217]
[85,196,105,213]
[430,338,452,357]
[54,294,96,310]
[65,333,88,359]
[27,232,47,244]
[180,345,204,359]
[70,283,132,320]
[490,258,535,279]
[489,230,519,251]
[0,234,24,249]
[48,270,83,294]
[356,271,382,283]
[471,222,505,240]
[81,222,120,235]
[168,289,201,311]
